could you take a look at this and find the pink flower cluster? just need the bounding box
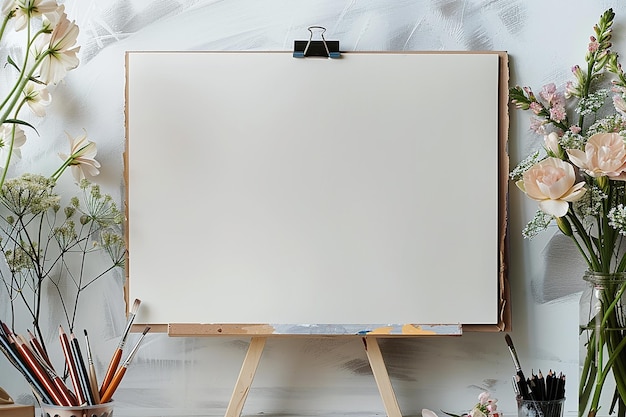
[521,83,575,135]
[470,391,500,417]
[539,83,567,123]
[589,35,600,53]
[421,392,499,417]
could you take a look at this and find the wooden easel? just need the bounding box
[224,337,401,417]
[125,49,509,415]
[165,323,463,417]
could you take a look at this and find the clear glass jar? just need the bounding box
[580,272,626,417]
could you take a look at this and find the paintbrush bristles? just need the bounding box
[83,330,94,364]
[504,334,523,372]
[117,299,141,350]
[121,326,150,367]
[131,299,141,315]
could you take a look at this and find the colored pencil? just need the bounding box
[0,322,53,404]
[1,319,151,407]
[59,326,87,405]
[100,326,150,404]
[70,333,95,405]
[100,298,141,396]
[45,364,78,407]
[17,335,76,407]
[27,329,52,368]
[537,370,546,401]
[12,334,65,406]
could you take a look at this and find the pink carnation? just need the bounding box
[567,132,626,180]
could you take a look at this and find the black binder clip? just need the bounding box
[293,26,340,59]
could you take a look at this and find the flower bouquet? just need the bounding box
[511,8,626,417]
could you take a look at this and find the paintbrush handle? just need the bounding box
[99,366,126,404]
[89,363,101,404]
[100,349,122,397]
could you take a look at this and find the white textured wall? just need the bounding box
[1,0,624,416]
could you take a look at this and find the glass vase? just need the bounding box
[580,272,626,417]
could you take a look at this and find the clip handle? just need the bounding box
[293,26,340,58]
[304,26,330,57]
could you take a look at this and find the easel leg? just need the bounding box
[363,337,403,417]
[225,337,267,417]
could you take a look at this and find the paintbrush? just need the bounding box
[84,329,101,404]
[100,298,141,396]
[504,335,546,417]
[504,334,532,400]
[100,326,150,404]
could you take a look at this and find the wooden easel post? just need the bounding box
[363,337,403,417]
[224,336,403,417]
[224,337,267,417]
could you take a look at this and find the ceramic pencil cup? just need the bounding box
[40,401,113,417]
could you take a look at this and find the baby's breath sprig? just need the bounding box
[0,173,126,362]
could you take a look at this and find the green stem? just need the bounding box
[581,328,599,417]
[49,157,72,182]
[0,12,14,45]
[51,142,97,182]
[589,329,626,414]
[0,99,28,188]
[568,212,601,270]
[584,278,626,416]
[577,61,595,129]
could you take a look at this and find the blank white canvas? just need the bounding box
[125,51,501,327]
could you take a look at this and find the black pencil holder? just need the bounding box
[517,396,564,417]
[40,401,113,417]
